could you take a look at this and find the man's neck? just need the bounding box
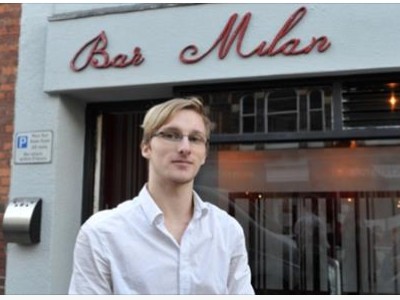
[147,180,194,219]
[146,181,194,243]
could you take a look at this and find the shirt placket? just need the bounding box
[178,220,194,294]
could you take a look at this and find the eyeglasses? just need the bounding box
[152,129,208,146]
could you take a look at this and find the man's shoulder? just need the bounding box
[202,200,243,232]
[82,199,137,231]
[203,201,228,216]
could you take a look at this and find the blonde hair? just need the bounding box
[140,97,211,147]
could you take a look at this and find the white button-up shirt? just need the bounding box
[69,186,254,295]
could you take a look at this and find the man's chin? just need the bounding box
[169,175,195,185]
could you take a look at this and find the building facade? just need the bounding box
[0,3,21,295]
[3,3,400,294]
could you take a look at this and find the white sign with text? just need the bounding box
[15,131,53,164]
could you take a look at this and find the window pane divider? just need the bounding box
[209,128,400,144]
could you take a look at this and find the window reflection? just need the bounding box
[195,140,400,294]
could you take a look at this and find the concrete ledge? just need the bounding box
[48,3,203,21]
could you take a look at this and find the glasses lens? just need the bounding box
[154,129,207,145]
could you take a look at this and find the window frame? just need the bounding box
[176,73,400,145]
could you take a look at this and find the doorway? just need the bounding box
[82,99,163,220]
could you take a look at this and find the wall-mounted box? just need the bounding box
[2,198,42,244]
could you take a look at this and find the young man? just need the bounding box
[69,97,254,294]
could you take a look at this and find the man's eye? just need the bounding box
[189,135,204,144]
[164,132,181,140]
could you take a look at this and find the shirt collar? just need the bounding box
[138,185,163,225]
[192,190,209,220]
[138,185,209,225]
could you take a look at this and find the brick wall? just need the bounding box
[0,3,21,295]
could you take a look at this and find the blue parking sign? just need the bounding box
[17,136,28,149]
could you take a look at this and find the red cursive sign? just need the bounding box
[179,7,331,64]
[70,7,331,71]
[70,31,145,72]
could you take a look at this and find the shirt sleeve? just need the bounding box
[68,223,112,294]
[227,223,255,295]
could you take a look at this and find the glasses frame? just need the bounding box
[152,129,208,146]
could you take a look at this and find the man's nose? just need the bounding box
[177,136,191,154]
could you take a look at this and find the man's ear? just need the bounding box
[141,142,151,160]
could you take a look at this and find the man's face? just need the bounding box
[141,109,207,185]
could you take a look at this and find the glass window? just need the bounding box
[201,92,241,134]
[242,94,255,114]
[310,111,323,131]
[243,116,255,133]
[195,139,400,294]
[266,89,298,133]
[308,89,324,131]
[268,113,298,132]
[267,90,297,112]
[199,85,332,135]
[241,94,257,133]
[310,89,322,109]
